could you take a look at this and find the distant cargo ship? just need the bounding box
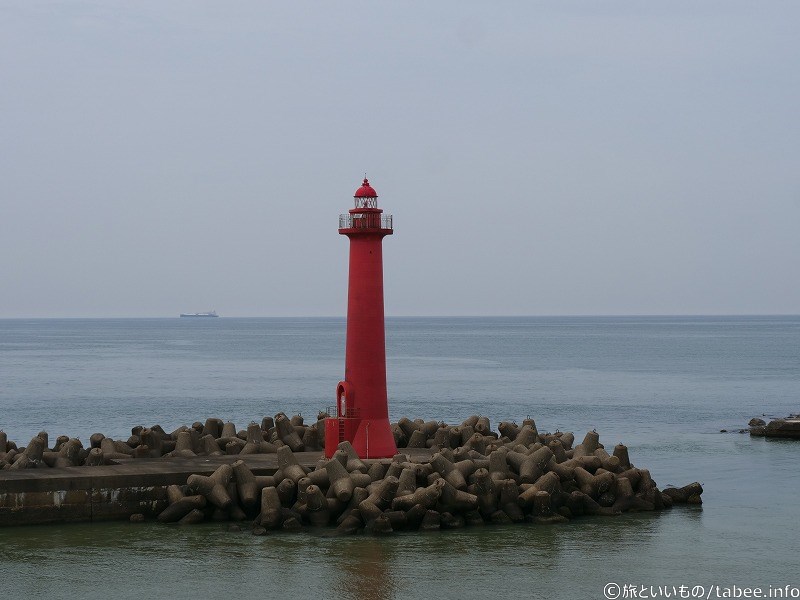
[179,311,219,318]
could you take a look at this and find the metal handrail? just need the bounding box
[339,214,393,230]
[324,405,362,419]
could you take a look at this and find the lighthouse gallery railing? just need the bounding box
[339,214,393,230]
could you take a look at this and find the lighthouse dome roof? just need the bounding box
[354,178,378,198]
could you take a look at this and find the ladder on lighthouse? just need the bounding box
[331,407,360,444]
[327,405,349,444]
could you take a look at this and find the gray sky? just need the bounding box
[1,1,798,317]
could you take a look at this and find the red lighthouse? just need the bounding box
[324,178,398,459]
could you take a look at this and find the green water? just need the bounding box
[3,513,707,599]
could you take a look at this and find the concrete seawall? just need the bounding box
[0,452,344,526]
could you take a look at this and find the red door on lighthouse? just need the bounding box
[325,178,398,459]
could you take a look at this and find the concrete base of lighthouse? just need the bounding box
[324,417,397,459]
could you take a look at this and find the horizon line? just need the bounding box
[1,313,798,320]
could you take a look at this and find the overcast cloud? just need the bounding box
[1,1,798,317]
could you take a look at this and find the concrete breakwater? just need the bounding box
[0,414,702,530]
[748,415,800,439]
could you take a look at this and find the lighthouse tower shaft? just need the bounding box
[325,179,398,459]
[345,234,389,414]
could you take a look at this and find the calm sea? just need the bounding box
[1,316,798,599]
